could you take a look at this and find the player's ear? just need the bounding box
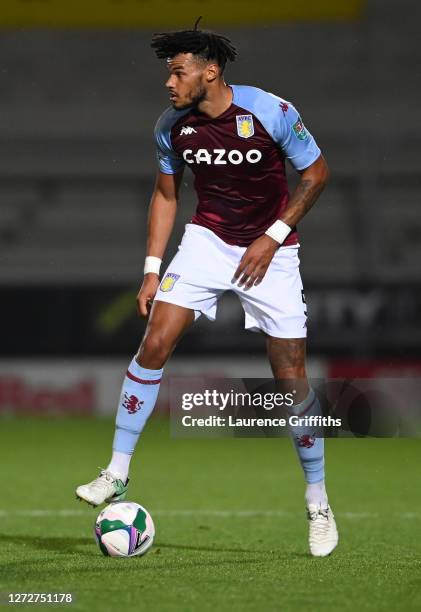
[205,63,219,83]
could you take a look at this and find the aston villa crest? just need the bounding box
[160,272,180,292]
[236,114,254,139]
[122,393,143,414]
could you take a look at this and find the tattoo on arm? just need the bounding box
[282,178,325,227]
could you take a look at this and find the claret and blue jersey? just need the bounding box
[154,84,321,247]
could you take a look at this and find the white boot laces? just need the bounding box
[308,507,330,539]
[90,469,115,492]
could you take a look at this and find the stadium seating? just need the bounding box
[0,7,419,287]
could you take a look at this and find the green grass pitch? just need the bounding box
[1,417,421,611]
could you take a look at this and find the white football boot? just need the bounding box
[307,504,338,557]
[75,470,129,507]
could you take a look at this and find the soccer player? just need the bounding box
[76,26,338,557]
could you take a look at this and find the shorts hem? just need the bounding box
[154,296,216,322]
[245,322,307,339]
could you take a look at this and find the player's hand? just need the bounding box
[136,273,160,318]
[233,234,279,290]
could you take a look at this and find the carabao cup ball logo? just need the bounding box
[236,114,254,139]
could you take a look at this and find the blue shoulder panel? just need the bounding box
[231,85,321,171]
[154,106,190,174]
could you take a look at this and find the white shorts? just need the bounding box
[155,223,307,338]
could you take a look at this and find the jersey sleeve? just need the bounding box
[154,109,185,175]
[275,100,321,171]
[230,86,321,172]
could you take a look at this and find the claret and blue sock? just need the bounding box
[106,356,163,482]
[287,388,328,508]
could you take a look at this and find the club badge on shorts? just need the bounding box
[160,272,180,292]
[236,114,254,139]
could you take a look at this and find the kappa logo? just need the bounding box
[296,433,316,448]
[180,126,197,136]
[280,101,289,114]
[122,393,144,415]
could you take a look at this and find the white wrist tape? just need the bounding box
[265,219,291,245]
[144,256,162,275]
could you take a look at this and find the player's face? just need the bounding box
[165,54,208,110]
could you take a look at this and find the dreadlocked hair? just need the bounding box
[151,26,237,73]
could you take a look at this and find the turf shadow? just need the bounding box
[0,533,95,555]
[0,533,308,560]
[1,555,267,584]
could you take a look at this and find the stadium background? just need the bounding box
[1,0,420,415]
[1,2,421,610]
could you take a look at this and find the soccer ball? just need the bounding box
[94,501,155,557]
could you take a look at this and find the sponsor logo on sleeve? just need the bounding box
[236,114,255,139]
[292,117,309,141]
[160,272,180,292]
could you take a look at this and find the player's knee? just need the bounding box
[137,331,174,368]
